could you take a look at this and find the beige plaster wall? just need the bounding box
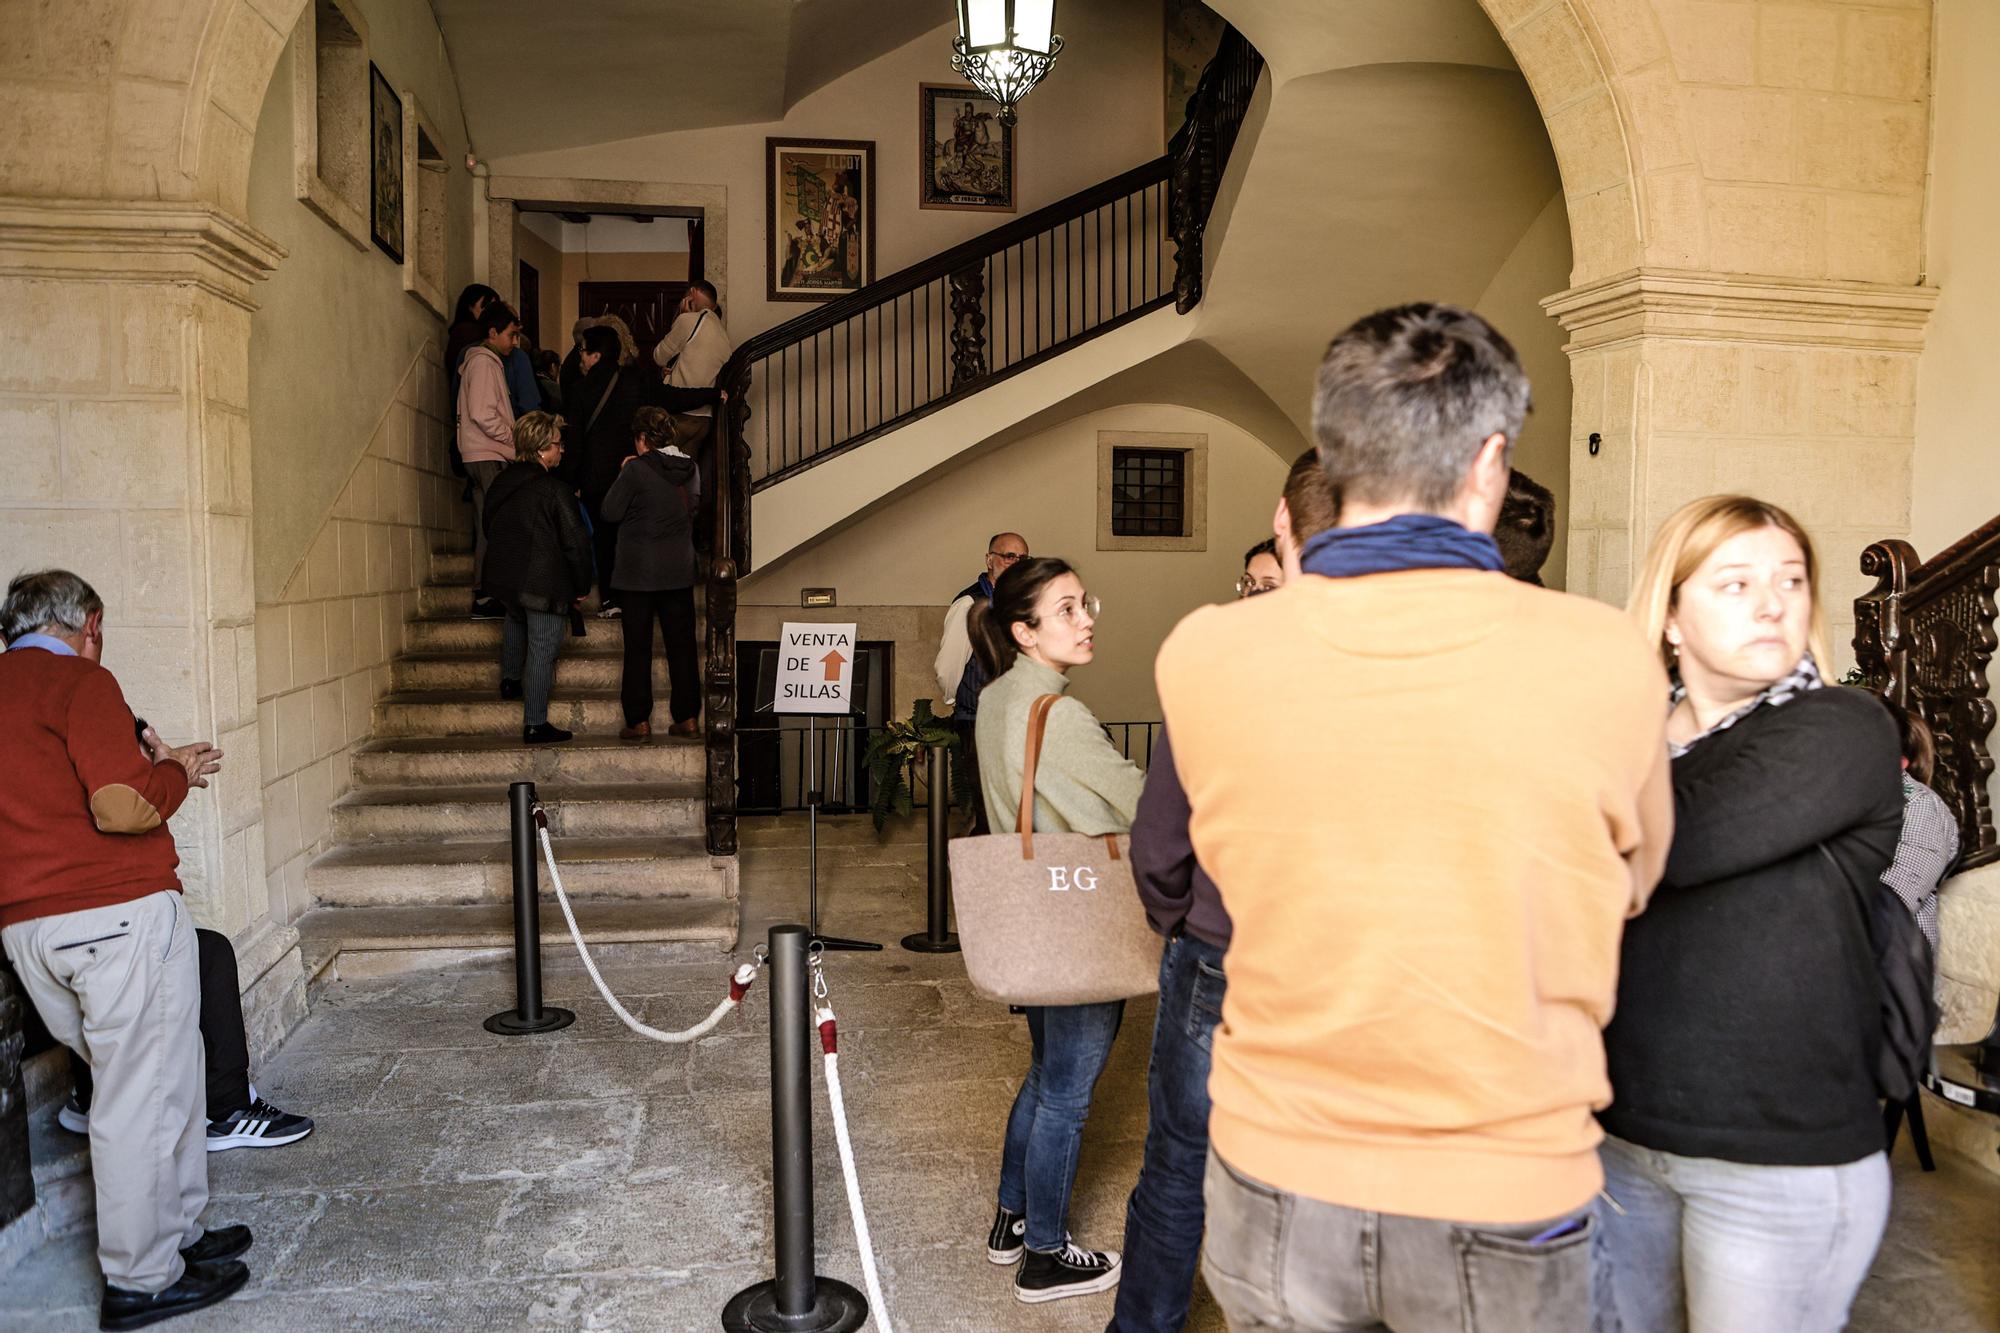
[1473,192,1573,587]
[247,0,474,601]
[1911,0,2000,557]
[254,347,461,924]
[743,404,1295,723]
[489,8,1165,348]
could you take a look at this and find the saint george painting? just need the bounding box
[368,61,404,262]
[919,84,1015,212]
[767,138,875,302]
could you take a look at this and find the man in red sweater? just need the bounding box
[0,570,251,1330]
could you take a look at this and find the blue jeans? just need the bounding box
[1595,1134,1891,1333]
[500,605,564,728]
[1109,932,1226,1332]
[999,999,1125,1253]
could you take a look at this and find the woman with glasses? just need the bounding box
[1236,538,1282,599]
[969,556,1144,1306]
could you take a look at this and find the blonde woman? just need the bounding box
[481,411,591,743]
[1600,495,1904,1332]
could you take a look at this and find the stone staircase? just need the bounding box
[295,550,738,979]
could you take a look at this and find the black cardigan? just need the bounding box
[480,462,593,614]
[1599,686,1903,1166]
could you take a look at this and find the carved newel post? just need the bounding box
[949,264,989,391]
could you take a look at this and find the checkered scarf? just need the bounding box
[1668,655,1824,758]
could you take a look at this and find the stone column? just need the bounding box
[1545,270,1937,662]
[0,198,309,1051]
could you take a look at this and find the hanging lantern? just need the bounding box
[951,0,1063,125]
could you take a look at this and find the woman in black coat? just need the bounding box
[563,325,721,618]
[1600,495,1903,1333]
[600,406,704,740]
[481,411,592,744]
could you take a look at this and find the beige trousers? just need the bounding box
[4,890,207,1292]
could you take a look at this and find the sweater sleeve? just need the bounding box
[554,487,594,594]
[1046,697,1146,830]
[935,596,973,699]
[66,670,190,833]
[599,459,639,523]
[1665,693,1902,888]
[1130,728,1197,937]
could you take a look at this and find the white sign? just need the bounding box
[773,622,857,714]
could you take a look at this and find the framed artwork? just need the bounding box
[767,138,874,302]
[919,84,1015,212]
[368,61,404,262]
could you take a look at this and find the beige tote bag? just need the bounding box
[949,694,1163,1006]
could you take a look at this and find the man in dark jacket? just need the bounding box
[601,406,703,740]
[482,410,592,744]
[563,325,721,619]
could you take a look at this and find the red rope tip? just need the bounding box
[729,976,752,1003]
[818,1018,838,1055]
[532,807,550,830]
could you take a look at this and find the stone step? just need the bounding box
[296,898,739,980]
[430,550,474,583]
[374,689,676,737]
[391,651,677,694]
[351,732,704,787]
[332,781,702,843]
[403,615,640,654]
[305,834,732,908]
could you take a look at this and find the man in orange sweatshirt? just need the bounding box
[1153,305,1671,1331]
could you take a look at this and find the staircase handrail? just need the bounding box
[1854,514,2000,868]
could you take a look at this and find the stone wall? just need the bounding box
[254,344,462,924]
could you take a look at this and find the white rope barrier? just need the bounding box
[813,960,893,1333]
[538,823,758,1043]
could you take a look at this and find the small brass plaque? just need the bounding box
[801,588,837,608]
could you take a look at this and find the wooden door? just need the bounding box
[517,260,542,351]
[578,281,688,361]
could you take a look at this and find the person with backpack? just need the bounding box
[600,406,705,740]
[1603,494,1906,1333]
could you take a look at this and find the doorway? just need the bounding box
[511,208,705,358]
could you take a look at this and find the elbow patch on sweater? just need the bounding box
[90,784,163,834]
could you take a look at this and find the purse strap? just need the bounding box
[1016,693,1120,864]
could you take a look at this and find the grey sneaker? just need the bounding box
[207,1098,314,1152]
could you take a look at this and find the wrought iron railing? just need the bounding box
[1854,519,2000,868]
[702,27,1264,854]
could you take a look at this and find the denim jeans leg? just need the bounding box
[1110,935,1226,1333]
[1023,999,1124,1252]
[500,604,527,686]
[520,608,563,728]
[1596,1134,1689,1333]
[998,1008,1046,1217]
[1677,1151,1890,1333]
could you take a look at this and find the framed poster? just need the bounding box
[368,61,404,262]
[767,138,874,302]
[919,84,1015,212]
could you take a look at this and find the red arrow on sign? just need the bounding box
[820,649,846,680]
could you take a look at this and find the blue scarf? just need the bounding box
[1299,513,1504,579]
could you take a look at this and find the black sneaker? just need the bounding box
[181,1224,252,1264]
[471,597,505,620]
[1014,1239,1121,1304]
[523,723,573,745]
[986,1205,1026,1265]
[206,1098,314,1152]
[499,678,523,701]
[101,1258,249,1331]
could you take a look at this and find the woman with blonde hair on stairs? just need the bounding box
[1599,494,1903,1333]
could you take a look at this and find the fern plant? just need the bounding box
[861,699,976,832]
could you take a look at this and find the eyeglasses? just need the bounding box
[1235,576,1280,599]
[987,550,1027,566]
[1052,593,1101,627]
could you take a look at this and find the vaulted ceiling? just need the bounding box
[428,0,949,158]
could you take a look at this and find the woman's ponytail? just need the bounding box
[970,556,1075,682]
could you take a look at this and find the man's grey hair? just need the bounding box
[2,570,103,645]
[1311,303,1530,513]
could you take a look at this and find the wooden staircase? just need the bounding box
[294,548,738,980]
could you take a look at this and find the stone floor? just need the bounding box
[7,815,1999,1331]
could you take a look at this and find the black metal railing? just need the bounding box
[701,27,1263,854]
[739,720,1164,817]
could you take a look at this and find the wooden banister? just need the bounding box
[1854,515,2000,868]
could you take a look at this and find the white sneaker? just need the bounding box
[56,1094,88,1135]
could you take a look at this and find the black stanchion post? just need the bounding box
[723,924,866,1332]
[902,744,960,954]
[483,781,575,1036]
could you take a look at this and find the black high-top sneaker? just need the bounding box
[985,1205,1026,1265]
[1014,1238,1121,1303]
